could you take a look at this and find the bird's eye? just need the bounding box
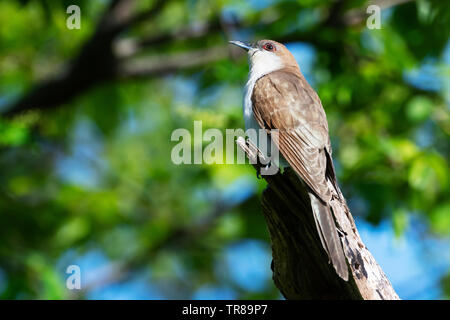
[263,43,275,51]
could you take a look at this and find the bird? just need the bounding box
[230,39,349,281]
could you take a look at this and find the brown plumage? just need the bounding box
[232,40,348,281]
[252,68,349,281]
[252,67,334,201]
[230,39,349,280]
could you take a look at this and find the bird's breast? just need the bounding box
[243,76,289,169]
[243,79,259,132]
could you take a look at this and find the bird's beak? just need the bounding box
[229,40,253,51]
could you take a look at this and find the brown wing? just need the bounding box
[251,68,333,203]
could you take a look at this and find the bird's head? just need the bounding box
[229,39,299,77]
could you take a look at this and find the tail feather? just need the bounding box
[309,192,349,281]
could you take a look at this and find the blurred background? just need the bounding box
[0,0,449,300]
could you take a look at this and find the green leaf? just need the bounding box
[406,96,433,122]
[430,203,450,235]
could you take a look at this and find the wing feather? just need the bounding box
[251,68,349,280]
[251,68,332,202]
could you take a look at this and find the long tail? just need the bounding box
[309,192,349,281]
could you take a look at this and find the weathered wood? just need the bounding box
[237,137,399,300]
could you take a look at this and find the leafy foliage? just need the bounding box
[0,0,448,299]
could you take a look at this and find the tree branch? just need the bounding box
[1,0,415,117]
[343,0,416,26]
[114,17,235,58]
[236,137,399,300]
[117,45,229,78]
[2,0,168,117]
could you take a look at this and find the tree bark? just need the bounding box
[237,137,399,300]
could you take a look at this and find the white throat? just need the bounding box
[243,50,283,130]
[241,49,289,169]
